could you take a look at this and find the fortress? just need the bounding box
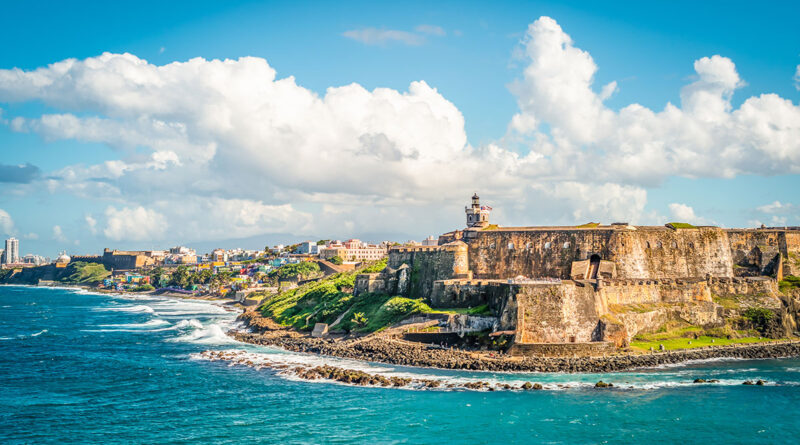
[355,194,800,355]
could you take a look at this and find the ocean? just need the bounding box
[1,285,799,444]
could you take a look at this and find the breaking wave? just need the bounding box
[96,304,155,314]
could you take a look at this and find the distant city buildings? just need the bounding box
[3,237,19,264]
[294,241,320,255]
[421,236,439,246]
[319,239,388,262]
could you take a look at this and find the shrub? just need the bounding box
[742,308,774,333]
[351,312,368,327]
[132,284,155,292]
[329,256,344,265]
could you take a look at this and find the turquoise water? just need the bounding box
[2,286,800,444]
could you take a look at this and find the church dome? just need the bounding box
[56,253,71,263]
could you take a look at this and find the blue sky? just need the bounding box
[1,0,799,256]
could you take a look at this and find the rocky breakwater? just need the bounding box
[196,350,546,391]
[235,310,800,373]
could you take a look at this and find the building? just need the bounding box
[355,194,800,356]
[421,236,438,246]
[4,237,19,264]
[21,254,48,266]
[294,241,319,255]
[319,239,387,262]
[465,193,491,228]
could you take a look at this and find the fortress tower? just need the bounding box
[465,193,491,228]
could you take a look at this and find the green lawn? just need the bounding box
[631,335,778,351]
[427,304,493,316]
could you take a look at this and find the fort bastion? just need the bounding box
[355,194,800,356]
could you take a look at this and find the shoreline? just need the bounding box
[233,310,800,373]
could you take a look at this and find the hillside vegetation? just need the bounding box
[259,259,435,333]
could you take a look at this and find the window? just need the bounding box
[544,242,551,249]
[563,242,570,249]
[656,241,663,249]
[526,242,533,249]
[688,242,695,249]
[671,241,678,249]
[508,242,515,250]
[646,242,651,249]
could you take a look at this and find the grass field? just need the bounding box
[631,335,778,351]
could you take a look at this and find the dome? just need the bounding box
[56,253,71,263]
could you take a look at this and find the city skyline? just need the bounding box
[1,0,799,255]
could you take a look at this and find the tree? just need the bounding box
[169,266,191,289]
[267,262,321,281]
[329,256,343,265]
[149,267,166,287]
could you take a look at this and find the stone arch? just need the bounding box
[544,242,551,249]
[563,242,570,249]
[508,242,515,250]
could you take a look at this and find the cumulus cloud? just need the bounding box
[509,17,800,186]
[103,206,167,241]
[0,16,799,243]
[342,28,425,46]
[668,203,711,225]
[0,209,15,236]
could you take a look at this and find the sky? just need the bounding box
[1,0,799,257]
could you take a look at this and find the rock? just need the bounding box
[693,378,706,383]
[595,381,610,388]
[532,383,543,390]
[521,382,533,390]
[743,380,754,385]
[708,379,720,383]
[756,379,766,386]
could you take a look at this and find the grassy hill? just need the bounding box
[258,259,435,333]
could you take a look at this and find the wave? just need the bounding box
[170,323,239,345]
[100,319,170,329]
[95,305,155,314]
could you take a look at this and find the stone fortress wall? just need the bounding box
[439,226,797,281]
[354,195,800,355]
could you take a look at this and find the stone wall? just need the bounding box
[514,283,601,343]
[442,227,796,281]
[507,341,616,358]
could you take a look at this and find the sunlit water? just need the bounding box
[2,285,799,444]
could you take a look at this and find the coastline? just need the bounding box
[233,310,800,373]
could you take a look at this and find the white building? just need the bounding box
[4,238,19,264]
[422,236,439,246]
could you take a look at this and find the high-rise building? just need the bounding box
[4,237,19,264]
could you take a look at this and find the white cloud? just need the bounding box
[52,225,68,242]
[0,209,15,236]
[103,206,167,241]
[668,203,710,225]
[508,17,800,186]
[342,28,424,46]
[22,232,38,240]
[795,65,800,91]
[757,200,793,214]
[415,24,445,36]
[85,215,97,235]
[0,17,799,242]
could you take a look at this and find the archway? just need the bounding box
[589,254,601,279]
